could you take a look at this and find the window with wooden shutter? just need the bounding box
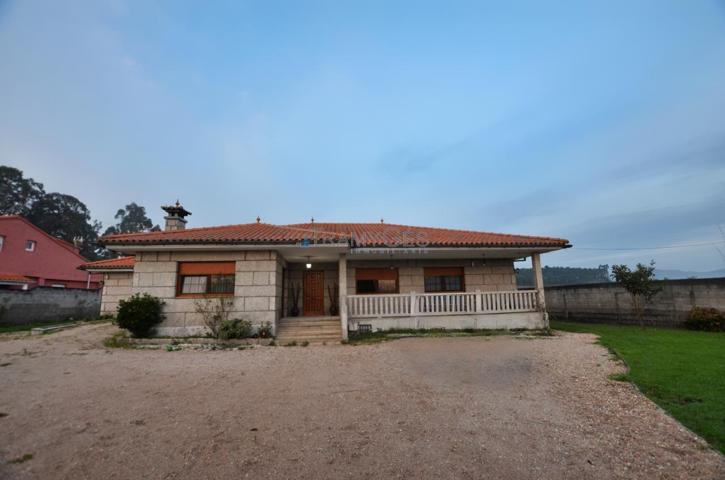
[177,262,235,297]
[355,268,398,294]
[423,267,465,292]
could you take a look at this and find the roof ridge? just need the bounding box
[285,222,568,243]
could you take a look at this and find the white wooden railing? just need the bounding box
[348,290,539,318]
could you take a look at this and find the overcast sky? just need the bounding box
[2,1,725,271]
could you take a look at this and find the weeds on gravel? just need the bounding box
[284,341,298,347]
[103,331,131,349]
[8,453,33,464]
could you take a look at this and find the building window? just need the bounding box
[0,235,4,251]
[424,267,465,293]
[25,240,36,252]
[177,262,235,296]
[355,268,398,294]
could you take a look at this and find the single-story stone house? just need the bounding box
[82,203,570,342]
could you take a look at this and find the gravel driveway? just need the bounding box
[0,324,722,479]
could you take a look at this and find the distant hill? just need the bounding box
[654,268,725,280]
[516,265,610,287]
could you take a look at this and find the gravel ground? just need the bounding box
[0,323,722,480]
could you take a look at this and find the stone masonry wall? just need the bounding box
[100,272,133,315]
[346,258,517,296]
[282,258,517,317]
[132,250,279,336]
[0,287,100,325]
[546,278,725,327]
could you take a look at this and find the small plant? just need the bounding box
[285,340,297,347]
[218,318,253,340]
[257,321,273,338]
[194,297,234,339]
[103,331,131,349]
[301,340,309,347]
[268,340,276,346]
[685,307,724,331]
[8,453,33,464]
[164,344,181,352]
[116,293,165,337]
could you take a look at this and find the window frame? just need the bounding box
[25,240,36,252]
[355,267,399,295]
[176,262,236,298]
[0,235,4,251]
[423,267,465,293]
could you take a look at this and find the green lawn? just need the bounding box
[0,319,105,334]
[552,321,725,453]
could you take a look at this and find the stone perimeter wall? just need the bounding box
[546,278,725,327]
[132,250,280,337]
[0,288,100,326]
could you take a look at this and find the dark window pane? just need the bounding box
[356,279,377,294]
[210,274,234,294]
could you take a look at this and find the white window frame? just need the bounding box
[25,240,36,252]
[0,235,4,251]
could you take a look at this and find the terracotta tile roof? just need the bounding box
[287,223,568,248]
[101,223,347,245]
[80,256,136,270]
[0,273,34,283]
[101,222,569,249]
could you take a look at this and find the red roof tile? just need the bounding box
[0,273,34,283]
[80,256,136,270]
[101,222,569,249]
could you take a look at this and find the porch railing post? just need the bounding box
[474,289,481,313]
[531,252,548,326]
[410,291,417,316]
[339,253,348,340]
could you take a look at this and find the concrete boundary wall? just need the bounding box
[0,287,100,325]
[546,278,725,327]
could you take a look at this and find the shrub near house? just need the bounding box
[116,293,165,337]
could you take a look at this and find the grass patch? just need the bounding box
[0,318,107,334]
[8,453,33,464]
[102,331,132,349]
[552,321,725,453]
[347,328,552,345]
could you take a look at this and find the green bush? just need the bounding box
[218,318,252,340]
[116,293,165,337]
[685,307,724,332]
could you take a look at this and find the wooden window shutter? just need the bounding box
[355,268,398,281]
[178,262,235,275]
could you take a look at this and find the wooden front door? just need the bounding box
[303,271,325,316]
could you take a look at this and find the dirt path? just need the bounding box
[0,324,722,479]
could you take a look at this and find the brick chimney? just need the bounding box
[161,201,191,231]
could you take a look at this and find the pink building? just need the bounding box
[0,215,101,290]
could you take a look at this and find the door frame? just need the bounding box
[303,270,325,316]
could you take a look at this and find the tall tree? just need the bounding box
[610,261,662,328]
[0,166,45,216]
[27,193,103,260]
[103,202,159,235]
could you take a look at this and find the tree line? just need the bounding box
[0,165,158,260]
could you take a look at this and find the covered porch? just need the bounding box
[278,245,549,340]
